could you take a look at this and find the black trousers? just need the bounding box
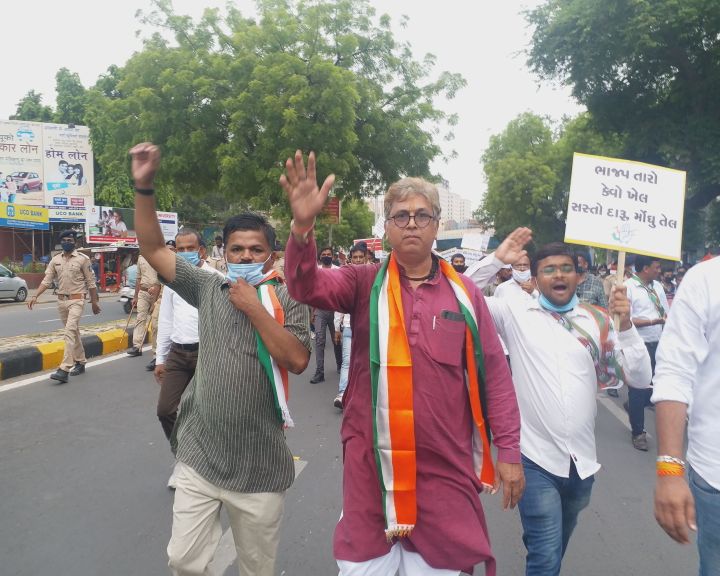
[157,346,198,441]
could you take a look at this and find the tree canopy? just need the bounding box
[479,112,624,245]
[83,0,464,215]
[526,0,720,211]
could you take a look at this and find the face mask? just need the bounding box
[178,251,200,266]
[512,269,531,283]
[539,293,578,314]
[226,255,271,286]
[61,242,75,252]
[452,264,467,274]
[320,256,333,266]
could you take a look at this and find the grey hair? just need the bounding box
[383,177,442,220]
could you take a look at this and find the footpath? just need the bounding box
[0,291,138,380]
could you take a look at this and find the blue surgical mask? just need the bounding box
[178,251,200,266]
[226,255,271,286]
[539,293,578,314]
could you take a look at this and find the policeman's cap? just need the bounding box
[59,230,77,241]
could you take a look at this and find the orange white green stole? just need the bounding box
[254,272,293,428]
[369,254,495,540]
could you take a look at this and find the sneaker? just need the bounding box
[632,432,649,451]
[167,463,179,490]
[69,362,85,376]
[145,358,156,371]
[49,369,69,384]
[310,373,325,384]
[126,347,142,357]
[334,393,344,409]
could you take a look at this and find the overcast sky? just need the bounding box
[2,0,582,207]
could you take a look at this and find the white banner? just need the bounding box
[565,153,686,261]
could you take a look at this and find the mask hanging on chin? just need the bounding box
[512,269,532,283]
[226,254,271,286]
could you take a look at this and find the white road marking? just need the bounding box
[37,314,93,323]
[0,345,151,394]
[598,394,653,440]
[208,459,308,575]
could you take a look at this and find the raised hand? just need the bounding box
[279,150,335,233]
[129,142,161,188]
[494,227,533,265]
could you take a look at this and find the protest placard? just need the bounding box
[564,153,686,261]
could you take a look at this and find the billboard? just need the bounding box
[0,202,49,230]
[85,205,178,245]
[0,120,94,221]
[0,121,44,207]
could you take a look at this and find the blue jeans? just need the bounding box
[518,456,595,576]
[338,327,352,394]
[689,467,720,576]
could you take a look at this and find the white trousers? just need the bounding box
[167,462,285,576]
[337,543,461,576]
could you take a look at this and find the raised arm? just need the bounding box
[129,143,176,282]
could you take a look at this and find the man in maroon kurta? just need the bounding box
[285,234,522,573]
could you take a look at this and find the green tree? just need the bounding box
[83,0,464,216]
[54,68,87,125]
[273,196,373,249]
[479,112,624,245]
[527,0,720,211]
[9,90,53,122]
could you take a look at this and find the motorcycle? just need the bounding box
[118,285,135,314]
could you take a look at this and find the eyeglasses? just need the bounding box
[539,264,576,276]
[386,211,437,229]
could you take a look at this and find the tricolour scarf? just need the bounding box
[253,271,293,428]
[369,254,495,540]
[631,274,666,318]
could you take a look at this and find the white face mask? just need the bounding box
[512,268,532,283]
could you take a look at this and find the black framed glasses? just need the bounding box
[539,264,576,277]
[386,211,437,229]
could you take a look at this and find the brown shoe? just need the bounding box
[632,432,649,451]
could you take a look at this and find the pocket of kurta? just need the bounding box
[431,316,465,366]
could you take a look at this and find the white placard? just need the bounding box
[461,232,489,252]
[565,153,686,261]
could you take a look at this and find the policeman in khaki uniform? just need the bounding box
[28,230,101,383]
[127,254,161,357]
[145,239,177,372]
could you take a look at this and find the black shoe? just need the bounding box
[127,347,142,357]
[310,374,325,384]
[50,369,69,384]
[607,388,619,398]
[69,363,85,376]
[146,358,156,371]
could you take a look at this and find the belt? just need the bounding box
[58,293,85,300]
[139,286,157,292]
[172,342,199,352]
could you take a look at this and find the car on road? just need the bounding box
[10,171,43,193]
[0,263,29,302]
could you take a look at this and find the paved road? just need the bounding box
[0,297,129,338]
[0,347,697,576]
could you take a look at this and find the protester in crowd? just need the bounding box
[494,253,537,302]
[660,265,676,305]
[127,254,161,358]
[450,253,467,274]
[282,150,523,576]
[470,240,651,576]
[674,266,686,288]
[332,243,369,409]
[129,142,311,576]
[145,240,178,372]
[653,256,720,576]
[154,227,224,487]
[596,263,609,279]
[309,246,342,383]
[575,251,607,308]
[211,235,224,259]
[27,230,101,383]
[625,254,670,451]
[482,264,512,297]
